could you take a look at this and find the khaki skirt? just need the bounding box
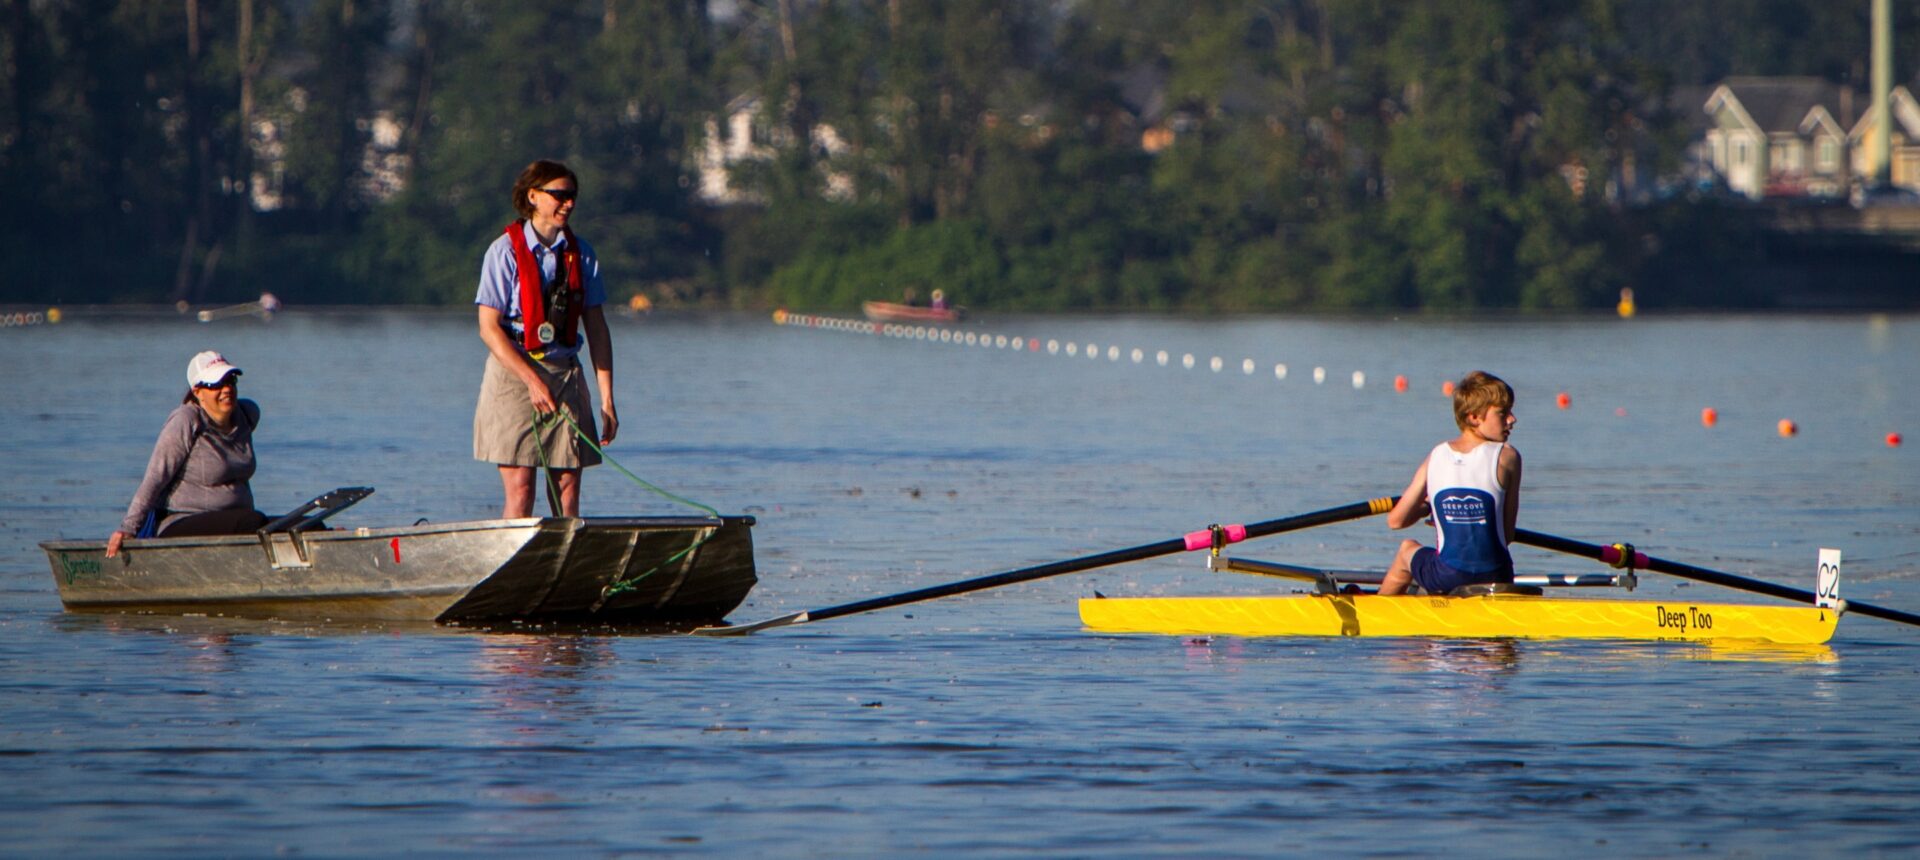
[473,353,602,469]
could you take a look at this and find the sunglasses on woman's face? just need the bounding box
[538,187,578,203]
[196,376,238,390]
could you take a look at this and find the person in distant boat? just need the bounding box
[929,289,949,311]
[1379,370,1522,596]
[474,159,618,518]
[900,287,921,307]
[107,351,267,557]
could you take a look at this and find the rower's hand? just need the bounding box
[600,403,619,445]
[524,379,558,413]
[106,531,126,558]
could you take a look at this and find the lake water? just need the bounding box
[3,308,1918,857]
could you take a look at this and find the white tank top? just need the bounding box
[1425,441,1512,574]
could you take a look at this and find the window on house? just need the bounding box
[1819,139,1838,171]
[1733,140,1748,166]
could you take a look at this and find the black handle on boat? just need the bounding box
[1515,529,1920,628]
[691,497,1398,637]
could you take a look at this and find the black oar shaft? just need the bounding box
[1515,529,1920,628]
[806,498,1393,623]
[699,498,1395,635]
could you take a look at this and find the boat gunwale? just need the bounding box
[40,514,755,553]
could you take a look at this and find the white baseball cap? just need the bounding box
[187,351,243,387]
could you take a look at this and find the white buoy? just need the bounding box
[1131,348,1144,363]
[1313,367,1326,385]
[1241,358,1255,375]
[1157,350,1169,367]
[1066,342,1078,356]
[1351,370,1366,389]
[1209,356,1224,372]
[1182,353,1195,369]
[1047,339,1059,354]
[1274,363,1288,381]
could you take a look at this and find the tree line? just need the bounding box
[3,0,1914,310]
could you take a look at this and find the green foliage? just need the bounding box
[763,219,1005,309]
[1,0,1907,310]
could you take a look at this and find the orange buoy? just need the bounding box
[1394,375,1408,393]
[1701,407,1718,428]
[1441,380,1455,397]
[1777,419,1798,438]
[1889,432,1904,448]
[1555,392,1571,410]
[1614,407,1628,417]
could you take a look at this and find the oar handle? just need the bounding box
[795,497,1399,625]
[1515,529,1920,628]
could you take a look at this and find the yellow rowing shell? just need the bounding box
[1079,593,1840,644]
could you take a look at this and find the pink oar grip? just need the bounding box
[1183,524,1247,551]
[1599,544,1650,568]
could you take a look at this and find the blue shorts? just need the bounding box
[1410,546,1512,595]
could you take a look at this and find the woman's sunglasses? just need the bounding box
[195,375,239,390]
[538,187,578,203]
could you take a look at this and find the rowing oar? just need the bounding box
[691,497,1398,637]
[1515,529,1920,628]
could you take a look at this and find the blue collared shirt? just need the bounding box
[475,222,607,363]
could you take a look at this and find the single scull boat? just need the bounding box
[1081,550,1846,644]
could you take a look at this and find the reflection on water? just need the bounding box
[474,635,615,727]
[1384,638,1522,676]
[1692,640,1839,664]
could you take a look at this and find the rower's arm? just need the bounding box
[1499,444,1522,541]
[1386,460,1431,530]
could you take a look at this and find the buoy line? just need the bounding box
[769,309,1903,448]
[0,309,60,328]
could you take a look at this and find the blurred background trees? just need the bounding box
[2,0,1914,310]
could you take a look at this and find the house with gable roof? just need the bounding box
[1697,76,1920,201]
[1846,85,1920,191]
[1701,77,1859,200]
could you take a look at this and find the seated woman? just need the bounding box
[106,351,267,557]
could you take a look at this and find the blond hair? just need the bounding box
[1452,371,1514,430]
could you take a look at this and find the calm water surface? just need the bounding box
[3,309,1918,857]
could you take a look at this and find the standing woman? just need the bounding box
[107,351,267,557]
[474,159,619,518]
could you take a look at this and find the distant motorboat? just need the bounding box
[862,300,963,324]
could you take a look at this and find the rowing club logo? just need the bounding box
[1435,491,1491,525]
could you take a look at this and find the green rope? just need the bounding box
[530,406,722,600]
[530,411,565,517]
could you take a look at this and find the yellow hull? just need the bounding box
[1079,593,1840,645]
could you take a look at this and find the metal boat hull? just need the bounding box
[42,516,757,624]
[1079,593,1840,644]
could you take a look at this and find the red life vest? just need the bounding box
[503,220,584,357]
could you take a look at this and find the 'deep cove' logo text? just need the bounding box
[1435,492,1490,526]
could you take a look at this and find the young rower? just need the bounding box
[1380,370,1522,596]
